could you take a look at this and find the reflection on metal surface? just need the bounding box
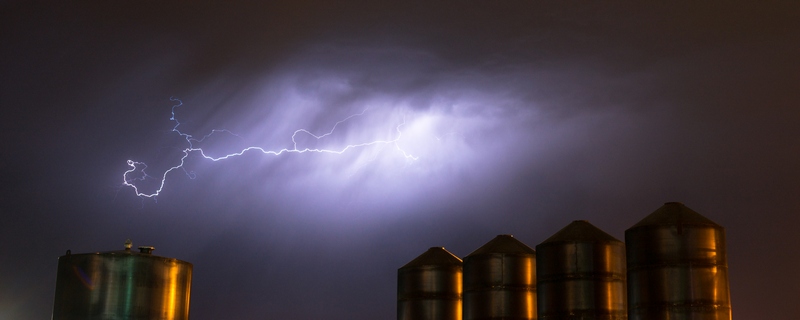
[398,247,463,320]
[52,241,192,320]
[463,234,536,320]
[625,202,731,320]
[536,220,627,320]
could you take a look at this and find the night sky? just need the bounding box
[2,1,798,319]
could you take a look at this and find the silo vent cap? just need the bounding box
[138,246,155,254]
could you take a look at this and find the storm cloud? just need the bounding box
[1,1,798,319]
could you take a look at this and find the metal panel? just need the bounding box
[398,247,463,320]
[463,235,536,320]
[626,202,731,320]
[536,220,627,320]
[52,244,192,320]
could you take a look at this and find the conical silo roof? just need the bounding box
[540,220,621,244]
[466,234,535,257]
[400,247,462,269]
[630,202,720,229]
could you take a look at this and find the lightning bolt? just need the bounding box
[122,98,418,199]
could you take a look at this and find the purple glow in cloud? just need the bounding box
[122,97,419,199]
[120,43,543,208]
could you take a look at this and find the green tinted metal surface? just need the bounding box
[52,248,192,320]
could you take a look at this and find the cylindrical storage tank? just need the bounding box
[625,202,731,320]
[463,234,536,320]
[536,220,627,320]
[398,247,463,320]
[52,241,192,320]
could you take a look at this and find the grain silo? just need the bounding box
[398,247,463,320]
[52,240,192,320]
[625,202,731,320]
[536,220,626,320]
[463,234,536,320]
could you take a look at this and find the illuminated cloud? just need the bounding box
[121,40,556,223]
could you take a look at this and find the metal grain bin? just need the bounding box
[625,202,731,320]
[536,220,626,320]
[52,241,192,320]
[463,234,536,320]
[398,247,463,320]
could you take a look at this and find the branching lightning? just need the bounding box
[123,98,418,198]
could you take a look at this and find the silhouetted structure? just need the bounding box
[398,247,463,320]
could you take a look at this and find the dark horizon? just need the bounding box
[2,1,799,319]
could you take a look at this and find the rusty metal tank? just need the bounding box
[52,240,192,320]
[398,247,463,320]
[463,234,537,320]
[536,220,627,320]
[625,202,731,320]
